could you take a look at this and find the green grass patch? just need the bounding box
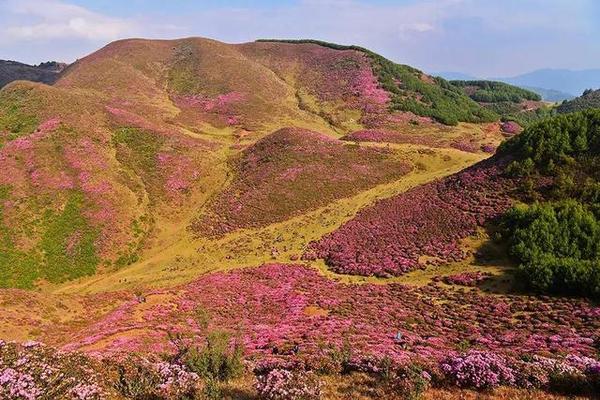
[40,192,99,283]
[0,185,39,289]
[0,85,41,146]
[112,127,164,189]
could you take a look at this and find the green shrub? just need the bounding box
[501,201,600,299]
[183,330,244,382]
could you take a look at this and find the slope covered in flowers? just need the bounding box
[57,264,599,386]
[195,128,411,236]
[305,157,517,276]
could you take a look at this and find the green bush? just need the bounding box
[501,201,600,299]
[183,330,244,382]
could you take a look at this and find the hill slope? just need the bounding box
[0,37,507,289]
[557,88,600,113]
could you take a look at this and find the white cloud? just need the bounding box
[1,0,135,41]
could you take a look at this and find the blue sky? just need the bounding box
[0,0,598,77]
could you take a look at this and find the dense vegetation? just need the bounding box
[257,39,498,125]
[502,201,599,299]
[0,187,98,288]
[499,110,600,299]
[557,88,600,114]
[451,80,541,103]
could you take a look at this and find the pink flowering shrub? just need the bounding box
[65,264,599,375]
[0,340,106,399]
[256,368,321,400]
[501,121,521,135]
[441,351,516,389]
[306,157,516,276]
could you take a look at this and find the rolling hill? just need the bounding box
[0,37,508,289]
[557,88,600,113]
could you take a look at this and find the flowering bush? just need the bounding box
[441,351,516,389]
[0,340,106,399]
[256,368,321,400]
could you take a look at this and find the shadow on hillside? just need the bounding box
[469,224,529,295]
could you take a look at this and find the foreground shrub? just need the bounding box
[181,330,244,382]
[110,355,200,400]
[441,351,515,390]
[256,368,321,400]
[0,340,106,400]
[384,364,431,400]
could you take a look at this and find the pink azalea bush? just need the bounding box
[441,350,516,389]
[256,368,321,400]
[0,340,105,399]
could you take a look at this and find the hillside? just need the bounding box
[556,88,600,113]
[1,37,599,400]
[450,80,553,128]
[308,109,600,296]
[0,37,511,289]
[0,60,66,88]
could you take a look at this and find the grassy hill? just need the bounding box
[451,80,554,127]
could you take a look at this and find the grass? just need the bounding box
[0,84,40,146]
[40,192,98,283]
[256,39,498,125]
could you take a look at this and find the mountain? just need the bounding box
[521,86,575,102]
[433,71,479,81]
[0,60,66,88]
[497,68,600,97]
[556,88,600,113]
[0,37,505,289]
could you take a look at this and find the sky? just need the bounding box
[0,0,599,77]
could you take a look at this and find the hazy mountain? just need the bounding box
[497,68,600,97]
[521,86,575,102]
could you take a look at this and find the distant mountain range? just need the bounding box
[0,60,66,88]
[435,68,600,102]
